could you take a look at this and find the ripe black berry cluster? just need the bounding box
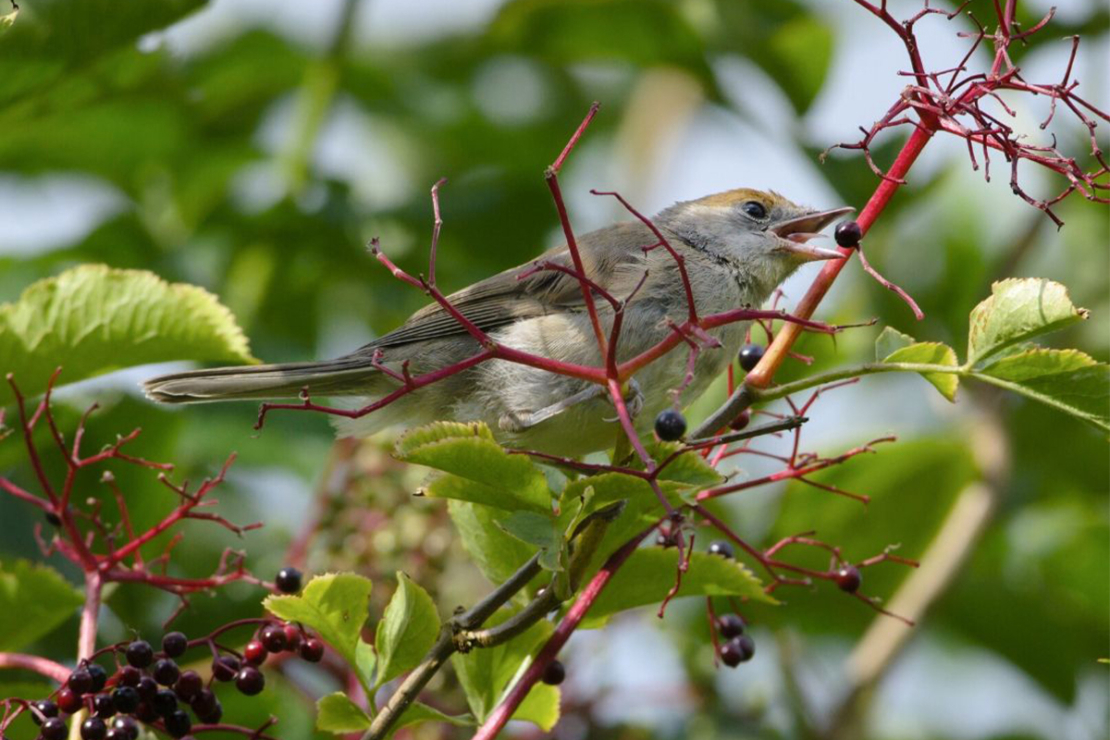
[29,617,325,740]
[705,541,756,668]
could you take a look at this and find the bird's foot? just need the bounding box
[602,377,643,422]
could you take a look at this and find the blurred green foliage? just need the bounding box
[0,1,1106,739]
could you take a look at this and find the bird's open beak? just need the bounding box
[771,206,855,262]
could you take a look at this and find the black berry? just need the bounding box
[116,665,141,687]
[835,565,862,593]
[151,688,177,716]
[299,638,324,663]
[45,511,62,527]
[736,634,756,661]
[92,693,115,719]
[654,409,687,442]
[541,660,565,685]
[56,687,82,714]
[738,344,764,372]
[152,658,180,687]
[719,634,755,667]
[235,666,265,696]
[164,709,191,738]
[68,668,93,695]
[111,686,140,714]
[87,664,108,693]
[729,409,751,431]
[32,699,58,724]
[80,717,107,740]
[259,624,287,653]
[106,730,129,740]
[275,567,303,594]
[211,655,240,682]
[111,717,139,740]
[835,220,862,248]
[136,676,158,701]
[125,640,153,668]
[243,639,266,665]
[134,703,158,723]
[162,631,188,658]
[41,717,68,740]
[716,613,746,639]
[174,670,203,701]
[190,688,220,722]
[708,540,735,559]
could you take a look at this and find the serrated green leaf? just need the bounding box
[496,511,566,572]
[645,440,725,487]
[0,265,256,404]
[448,501,539,589]
[581,549,771,628]
[316,693,371,733]
[451,609,553,723]
[875,326,916,361]
[397,422,550,513]
[264,573,373,690]
[971,348,1109,431]
[0,560,83,652]
[883,341,960,402]
[967,278,1088,366]
[383,703,473,739]
[375,572,440,687]
[424,473,539,513]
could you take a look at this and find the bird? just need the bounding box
[144,189,850,456]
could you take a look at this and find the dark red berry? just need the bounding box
[152,658,180,687]
[92,693,115,718]
[106,730,129,740]
[275,567,303,594]
[835,565,862,593]
[211,655,240,682]
[152,688,177,716]
[173,670,202,701]
[729,409,751,431]
[32,699,59,724]
[116,665,141,687]
[235,666,265,696]
[136,676,158,701]
[56,687,82,714]
[111,717,139,740]
[190,688,220,722]
[243,640,266,665]
[835,220,862,248]
[164,709,191,738]
[654,409,687,442]
[299,638,325,663]
[708,540,735,559]
[41,717,68,740]
[134,703,158,723]
[716,613,746,639]
[111,686,140,714]
[161,631,188,658]
[541,660,565,686]
[68,668,94,695]
[87,664,108,693]
[259,624,287,653]
[125,640,153,668]
[738,344,764,372]
[80,717,107,740]
[736,634,756,661]
[720,635,755,667]
[282,623,303,651]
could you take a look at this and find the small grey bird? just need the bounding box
[144,189,849,456]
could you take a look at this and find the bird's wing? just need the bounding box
[357,221,653,351]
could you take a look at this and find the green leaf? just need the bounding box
[0,265,256,404]
[383,703,473,738]
[375,572,440,687]
[316,693,370,733]
[582,548,771,628]
[874,326,915,360]
[967,278,1088,366]
[397,422,551,513]
[513,682,561,731]
[264,573,373,690]
[882,340,960,402]
[971,348,1109,431]
[496,511,567,572]
[448,501,540,590]
[0,560,83,652]
[645,441,725,488]
[451,610,555,724]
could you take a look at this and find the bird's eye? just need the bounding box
[742,201,768,220]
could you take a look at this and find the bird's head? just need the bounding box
[656,188,853,296]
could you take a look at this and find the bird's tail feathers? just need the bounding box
[143,359,377,404]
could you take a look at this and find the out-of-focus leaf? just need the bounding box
[581,548,771,628]
[375,572,440,687]
[0,561,83,652]
[315,693,370,733]
[0,265,256,404]
[967,278,1088,365]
